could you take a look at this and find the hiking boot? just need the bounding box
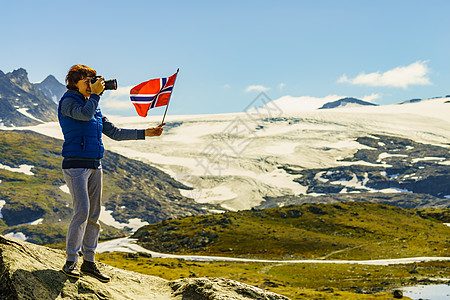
[80,261,110,283]
[61,261,80,279]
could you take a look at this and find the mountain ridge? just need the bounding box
[0,68,57,126]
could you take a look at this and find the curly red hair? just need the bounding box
[65,64,97,91]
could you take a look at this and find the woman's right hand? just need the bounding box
[90,77,105,95]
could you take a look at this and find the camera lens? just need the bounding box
[104,79,117,90]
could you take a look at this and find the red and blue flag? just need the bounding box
[130,70,178,117]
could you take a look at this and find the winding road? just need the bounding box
[97,237,450,266]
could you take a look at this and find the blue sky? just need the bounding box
[1,0,449,117]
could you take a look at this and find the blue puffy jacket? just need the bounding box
[58,91,104,159]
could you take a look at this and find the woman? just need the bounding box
[59,64,164,282]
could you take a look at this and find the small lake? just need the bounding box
[402,284,450,300]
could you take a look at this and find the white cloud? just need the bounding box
[101,85,134,110]
[223,84,231,89]
[338,61,431,89]
[361,93,381,103]
[245,85,271,93]
[278,83,286,91]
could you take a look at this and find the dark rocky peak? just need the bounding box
[35,74,66,103]
[40,74,60,85]
[319,97,378,109]
[7,68,28,82]
[6,68,35,94]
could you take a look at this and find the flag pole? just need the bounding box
[161,68,179,125]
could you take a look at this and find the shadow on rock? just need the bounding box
[12,269,74,299]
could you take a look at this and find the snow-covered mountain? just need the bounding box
[25,96,450,212]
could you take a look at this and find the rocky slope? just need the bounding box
[0,130,220,245]
[0,68,57,126]
[0,235,287,299]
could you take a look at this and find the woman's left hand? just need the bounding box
[145,123,165,137]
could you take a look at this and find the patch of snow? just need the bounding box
[444,223,450,227]
[329,173,413,194]
[439,160,450,166]
[412,157,446,163]
[28,218,44,225]
[16,108,44,123]
[15,218,45,226]
[208,209,226,214]
[444,195,450,199]
[337,160,392,167]
[59,185,70,194]
[0,163,34,175]
[4,232,28,241]
[377,187,413,193]
[403,173,421,180]
[377,153,408,162]
[330,173,369,190]
[265,143,298,155]
[180,185,237,203]
[0,200,6,218]
[314,171,328,183]
[99,206,149,232]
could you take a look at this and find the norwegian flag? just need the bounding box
[130,70,178,117]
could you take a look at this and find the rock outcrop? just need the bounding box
[0,235,288,299]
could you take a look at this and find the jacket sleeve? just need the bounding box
[60,94,100,121]
[102,116,146,141]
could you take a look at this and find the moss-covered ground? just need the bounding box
[132,202,450,260]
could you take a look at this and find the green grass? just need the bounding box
[133,202,450,260]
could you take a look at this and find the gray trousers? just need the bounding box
[63,168,102,262]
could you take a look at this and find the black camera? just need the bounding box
[91,76,117,90]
